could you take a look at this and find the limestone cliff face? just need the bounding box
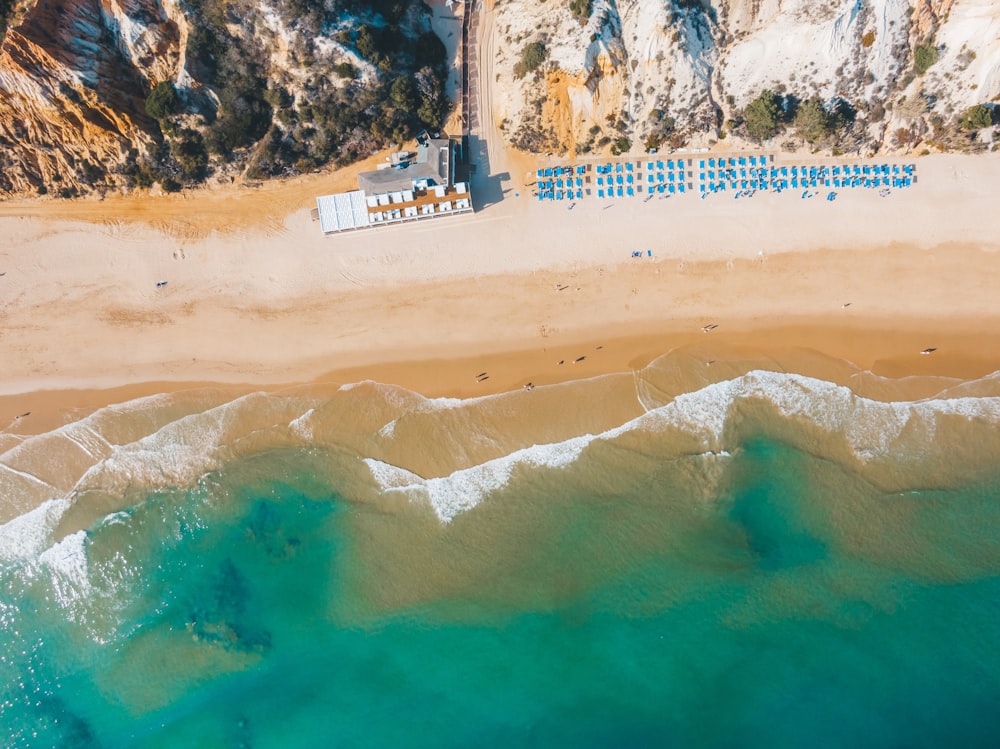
[493,0,1000,156]
[0,0,184,194]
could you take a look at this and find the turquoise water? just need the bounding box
[3,436,1000,748]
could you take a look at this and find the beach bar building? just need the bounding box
[316,131,472,234]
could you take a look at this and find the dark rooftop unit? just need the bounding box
[357,131,454,195]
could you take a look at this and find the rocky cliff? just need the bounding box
[0,0,180,195]
[493,0,999,156]
[0,0,996,198]
[0,0,453,197]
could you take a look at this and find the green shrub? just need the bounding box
[793,97,835,143]
[415,66,448,128]
[145,81,182,121]
[914,43,938,74]
[515,41,548,78]
[264,87,293,109]
[959,104,992,130]
[389,76,418,112]
[334,62,357,79]
[81,161,105,184]
[569,0,591,22]
[213,84,273,152]
[160,176,182,193]
[744,90,783,141]
[610,136,631,155]
[0,0,15,41]
[415,31,446,69]
[172,128,209,180]
[354,24,403,68]
[134,165,157,188]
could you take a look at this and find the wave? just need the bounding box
[2,353,1000,553]
[362,369,1000,521]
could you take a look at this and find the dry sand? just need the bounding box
[1,152,999,435]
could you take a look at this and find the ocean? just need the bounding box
[2,351,1000,747]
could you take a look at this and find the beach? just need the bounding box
[1,152,999,431]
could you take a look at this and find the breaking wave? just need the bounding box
[2,349,1000,553]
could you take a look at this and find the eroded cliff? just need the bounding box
[493,0,999,156]
[0,0,453,196]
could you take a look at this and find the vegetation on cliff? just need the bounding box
[121,0,440,188]
[4,0,453,196]
[0,0,15,41]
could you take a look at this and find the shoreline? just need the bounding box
[4,318,999,438]
[2,152,1000,438]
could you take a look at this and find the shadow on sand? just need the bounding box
[465,133,508,211]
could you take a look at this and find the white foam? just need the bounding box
[70,391,303,496]
[290,408,316,440]
[367,434,595,522]
[362,458,424,490]
[366,370,1000,523]
[38,531,91,609]
[0,499,71,562]
[424,397,464,409]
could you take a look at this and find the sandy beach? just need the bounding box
[1,150,1000,434]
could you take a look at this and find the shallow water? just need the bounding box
[2,353,1000,747]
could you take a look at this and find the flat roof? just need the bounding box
[357,138,451,195]
[316,190,370,233]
